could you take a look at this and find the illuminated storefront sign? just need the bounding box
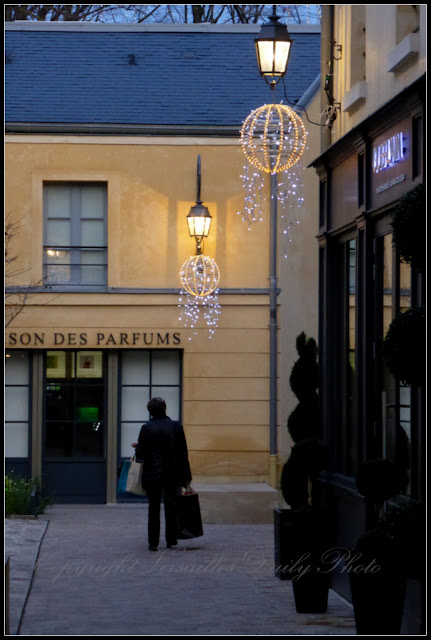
[372,132,405,173]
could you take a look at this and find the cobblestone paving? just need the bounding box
[12,505,356,635]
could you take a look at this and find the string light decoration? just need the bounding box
[178,157,222,340]
[240,103,307,174]
[180,254,220,297]
[178,255,221,340]
[238,103,307,254]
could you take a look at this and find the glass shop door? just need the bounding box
[42,350,107,503]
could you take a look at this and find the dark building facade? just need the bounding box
[313,67,425,634]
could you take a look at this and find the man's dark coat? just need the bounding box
[135,417,192,488]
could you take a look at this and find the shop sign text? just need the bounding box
[6,331,181,347]
[372,132,405,173]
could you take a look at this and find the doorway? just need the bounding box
[42,350,107,503]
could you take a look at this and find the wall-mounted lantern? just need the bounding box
[187,155,212,255]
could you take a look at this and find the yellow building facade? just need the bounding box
[5,22,321,511]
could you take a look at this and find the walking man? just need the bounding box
[133,397,192,551]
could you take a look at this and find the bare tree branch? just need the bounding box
[5,214,61,328]
[5,5,321,24]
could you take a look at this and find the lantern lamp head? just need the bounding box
[187,155,212,255]
[255,6,293,87]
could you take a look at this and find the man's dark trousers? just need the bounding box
[146,481,178,548]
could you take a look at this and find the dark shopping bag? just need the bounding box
[117,459,131,495]
[176,489,204,539]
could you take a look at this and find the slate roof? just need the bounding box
[5,23,320,131]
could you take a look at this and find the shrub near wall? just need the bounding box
[5,473,53,516]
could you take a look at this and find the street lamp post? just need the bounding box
[255,5,292,488]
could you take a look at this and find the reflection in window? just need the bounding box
[380,233,412,495]
[382,234,393,335]
[399,260,411,311]
[398,256,412,494]
[346,239,356,474]
[44,350,105,458]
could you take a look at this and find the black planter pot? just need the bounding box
[274,508,331,612]
[292,568,330,613]
[349,566,407,635]
[274,509,295,580]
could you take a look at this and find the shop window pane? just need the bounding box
[121,423,145,457]
[5,387,29,422]
[46,352,75,379]
[75,422,104,457]
[152,351,181,385]
[121,387,150,421]
[119,351,182,461]
[80,185,105,219]
[346,239,356,475]
[383,234,393,335]
[122,352,150,385]
[5,352,29,384]
[399,260,411,311]
[5,423,29,458]
[45,422,74,457]
[151,387,180,420]
[45,384,74,420]
[75,386,104,420]
[76,352,103,378]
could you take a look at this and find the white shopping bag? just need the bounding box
[125,456,147,496]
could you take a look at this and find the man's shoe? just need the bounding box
[149,546,159,551]
[167,542,178,549]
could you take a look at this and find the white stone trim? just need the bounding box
[387,32,420,73]
[341,81,367,113]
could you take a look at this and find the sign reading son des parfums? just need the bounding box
[6,330,181,348]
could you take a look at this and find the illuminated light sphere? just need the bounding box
[240,103,307,174]
[180,255,220,297]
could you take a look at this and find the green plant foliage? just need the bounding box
[391,183,425,272]
[382,306,425,386]
[5,473,53,516]
[355,459,404,504]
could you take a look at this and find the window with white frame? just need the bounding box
[5,351,30,458]
[44,182,107,286]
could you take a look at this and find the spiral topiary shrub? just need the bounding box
[356,459,404,505]
[391,183,425,273]
[287,332,319,443]
[280,333,329,510]
[382,306,425,386]
[281,438,330,509]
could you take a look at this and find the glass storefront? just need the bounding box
[5,348,183,503]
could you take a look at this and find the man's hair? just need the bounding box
[147,397,167,418]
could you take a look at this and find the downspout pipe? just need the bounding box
[269,171,278,488]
